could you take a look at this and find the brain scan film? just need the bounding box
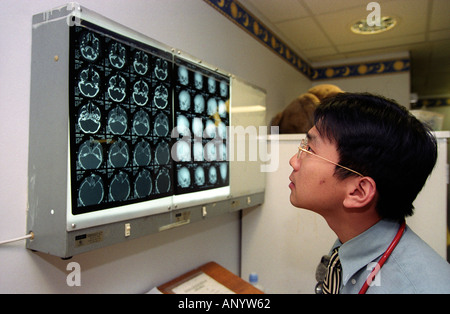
[78,173,104,207]
[176,114,190,137]
[219,162,228,182]
[109,171,130,201]
[194,71,203,90]
[220,80,228,98]
[154,84,169,109]
[192,117,203,138]
[178,90,191,111]
[177,167,191,188]
[71,25,173,215]
[70,24,229,215]
[78,138,103,170]
[155,140,170,165]
[173,58,230,194]
[204,119,216,138]
[194,166,205,186]
[207,77,216,94]
[154,112,169,137]
[175,140,191,162]
[108,42,126,69]
[78,66,100,98]
[78,101,101,134]
[156,167,171,194]
[208,166,217,185]
[135,168,152,197]
[207,98,218,116]
[107,106,128,135]
[133,140,151,166]
[194,94,205,114]
[178,66,189,86]
[132,109,150,136]
[155,58,168,81]
[193,142,204,162]
[108,139,129,168]
[132,79,149,106]
[80,31,100,61]
[133,50,149,75]
[107,73,127,102]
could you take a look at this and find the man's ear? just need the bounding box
[343,177,377,209]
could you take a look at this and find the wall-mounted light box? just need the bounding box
[26,3,266,258]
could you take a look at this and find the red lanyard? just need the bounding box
[358,221,406,294]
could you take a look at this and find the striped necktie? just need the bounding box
[322,247,342,294]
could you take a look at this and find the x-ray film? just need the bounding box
[173,57,230,195]
[69,21,229,215]
[70,23,173,215]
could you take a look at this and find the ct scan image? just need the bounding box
[71,24,173,215]
[70,23,229,214]
[173,57,230,194]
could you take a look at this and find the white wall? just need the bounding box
[0,0,308,293]
[313,72,410,108]
[311,52,411,108]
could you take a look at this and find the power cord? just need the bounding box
[0,232,34,245]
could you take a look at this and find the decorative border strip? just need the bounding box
[312,58,410,80]
[413,98,450,109]
[204,0,410,80]
[204,0,313,78]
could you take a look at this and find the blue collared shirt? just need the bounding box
[329,219,450,294]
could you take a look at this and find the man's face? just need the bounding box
[288,126,346,215]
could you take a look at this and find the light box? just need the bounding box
[26,3,265,258]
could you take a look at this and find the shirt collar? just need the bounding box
[331,219,402,285]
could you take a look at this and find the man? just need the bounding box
[288,92,450,294]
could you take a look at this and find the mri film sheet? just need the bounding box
[174,57,230,195]
[70,23,173,215]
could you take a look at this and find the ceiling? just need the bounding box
[239,0,450,99]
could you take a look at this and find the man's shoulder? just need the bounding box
[385,226,450,293]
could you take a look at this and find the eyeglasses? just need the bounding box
[297,139,364,177]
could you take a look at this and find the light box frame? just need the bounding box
[26,3,265,258]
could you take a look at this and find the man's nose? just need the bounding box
[289,153,299,170]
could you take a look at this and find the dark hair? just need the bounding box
[314,92,437,221]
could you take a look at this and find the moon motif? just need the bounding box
[262,30,269,42]
[342,66,351,77]
[271,36,277,49]
[243,14,249,27]
[376,63,385,73]
[230,2,239,19]
[253,21,260,35]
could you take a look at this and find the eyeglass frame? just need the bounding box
[297,138,364,177]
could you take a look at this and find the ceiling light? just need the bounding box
[351,16,397,35]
